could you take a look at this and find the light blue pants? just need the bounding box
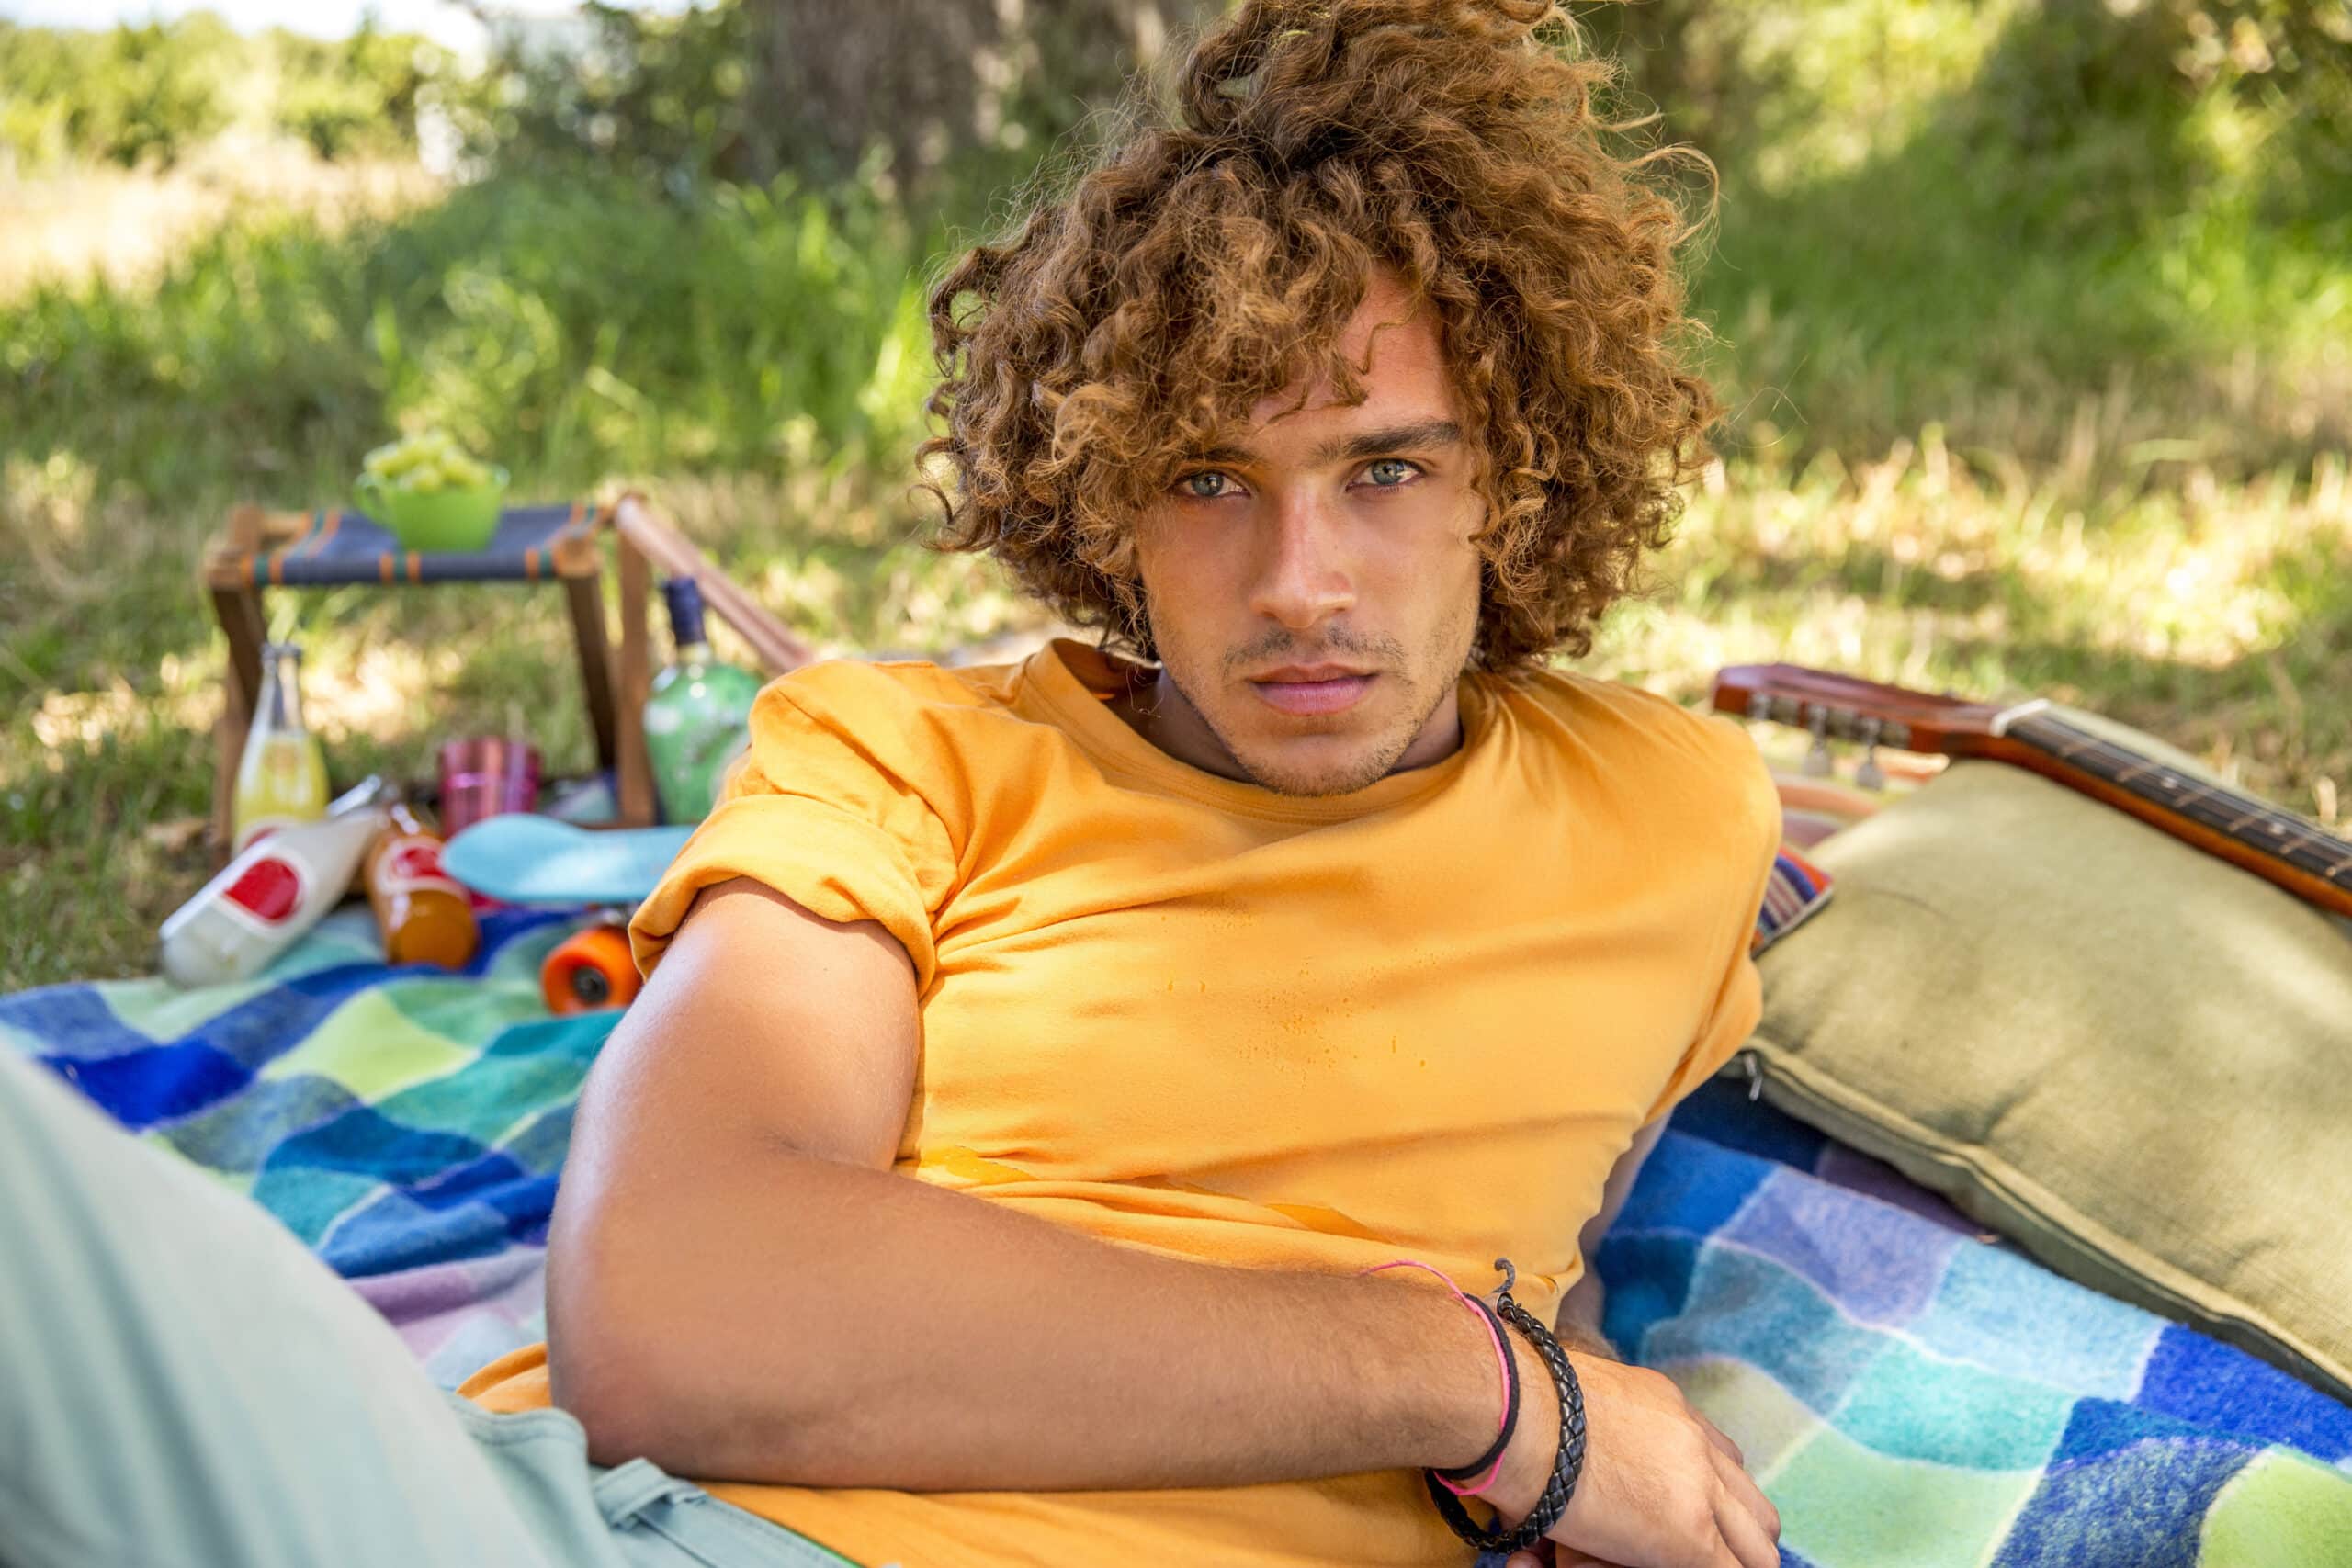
[0,1048,867,1568]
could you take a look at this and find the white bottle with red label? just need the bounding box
[159,778,392,989]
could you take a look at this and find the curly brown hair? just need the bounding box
[920,0,1718,670]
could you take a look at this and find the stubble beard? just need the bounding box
[1149,623,1461,798]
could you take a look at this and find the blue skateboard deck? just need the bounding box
[443,816,694,907]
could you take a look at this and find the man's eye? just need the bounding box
[1363,458,1419,488]
[1178,471,1235,499]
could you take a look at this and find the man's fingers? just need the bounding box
[1505,1544,1629,1568]
[1711,1443,1781,1540]
[1694,1410,1745,1468]
[1715,1490,1781,1568]
[1712,1447,1782,1568]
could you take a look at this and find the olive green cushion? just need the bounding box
[1750,750,2352,1402]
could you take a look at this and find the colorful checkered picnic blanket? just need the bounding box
[1610,1081,2352,1566]
[6,907,2350,1565]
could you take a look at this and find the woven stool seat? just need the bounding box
[211,502,603,588]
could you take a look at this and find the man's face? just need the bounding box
[1128,275,1486,796]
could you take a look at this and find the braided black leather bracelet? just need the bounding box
[1423,1259,1589,1555]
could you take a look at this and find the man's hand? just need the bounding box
[1485,1338,1779,1568]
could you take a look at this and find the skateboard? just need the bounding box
[443,816,696,1015]
[443,815,693,906]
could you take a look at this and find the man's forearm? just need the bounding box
[548,1144,1521,1495]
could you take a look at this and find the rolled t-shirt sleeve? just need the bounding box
[628,670,960,989]
[1642,732,1784,1127]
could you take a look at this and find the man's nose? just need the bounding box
[1247,491,1355,631]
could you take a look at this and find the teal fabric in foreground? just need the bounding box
[0,1035,870,1568]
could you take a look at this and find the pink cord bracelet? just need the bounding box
[1358,1258,1516,1496]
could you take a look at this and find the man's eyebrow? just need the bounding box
[1190,420,1464,468]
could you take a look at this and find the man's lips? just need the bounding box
[1247,665,1377,716]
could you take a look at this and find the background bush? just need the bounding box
[0,17,237,169]
[0,12,449,170]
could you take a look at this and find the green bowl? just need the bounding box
[355,467,509,553]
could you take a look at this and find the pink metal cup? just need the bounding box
[437,737,542,839]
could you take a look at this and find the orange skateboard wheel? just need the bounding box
[541,924,642,1015]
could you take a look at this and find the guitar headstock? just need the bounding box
[1709,664,2008,758]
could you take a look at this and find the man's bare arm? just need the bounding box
[544,877,1521,1493]
[548,879,1776,1566]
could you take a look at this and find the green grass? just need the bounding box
[1626,0,2352,469]
[1591,440,2352,807]
[6,0,2351,988]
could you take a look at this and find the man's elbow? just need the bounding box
[548,1296,693,1468]
[538,1145,898,1478]
[545,1256,848,1481]
[542,1214,767,1472]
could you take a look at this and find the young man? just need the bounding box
[0,4,1781,1567]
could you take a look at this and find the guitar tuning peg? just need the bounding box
[1804,707,1834,776]
[1855,717,1886,790]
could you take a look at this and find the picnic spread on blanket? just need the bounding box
[20,459,2352,1568]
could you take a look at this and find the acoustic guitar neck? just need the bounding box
[1711,663,2352,921]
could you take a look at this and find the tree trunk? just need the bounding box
[741,0,1216,187]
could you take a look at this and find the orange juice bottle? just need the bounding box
[363,801,480,969]
[232,643,330,852]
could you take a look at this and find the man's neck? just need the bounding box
[1114,670,1252,784]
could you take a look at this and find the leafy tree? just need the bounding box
[453,0,1217,210]
[272,24,450,161]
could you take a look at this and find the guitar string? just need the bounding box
[2011,712,2333,840]
[2005,713,2350,880]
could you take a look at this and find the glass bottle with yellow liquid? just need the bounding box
[232,642,331,853]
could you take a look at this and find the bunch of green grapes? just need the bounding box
[361,431,499,495]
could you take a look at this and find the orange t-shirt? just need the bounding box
[467,637,1780,1568]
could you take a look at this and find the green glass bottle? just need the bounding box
[642,577,764,824]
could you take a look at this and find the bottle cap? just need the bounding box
[328,775,392,816]
[662,576,710,649]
